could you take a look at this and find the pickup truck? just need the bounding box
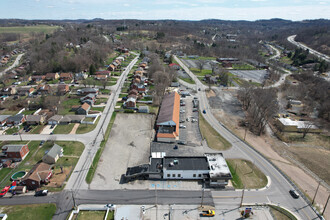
[201,210,215,217]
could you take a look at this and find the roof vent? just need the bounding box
[169,162,174,167]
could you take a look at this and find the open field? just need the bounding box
[0,203,56,220]
[76,117,100,134]
[199,113,231,150]
[227,159,268,189]
[75,211,114,220]
[0,25,59,34]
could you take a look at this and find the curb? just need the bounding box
[235,176,271,192]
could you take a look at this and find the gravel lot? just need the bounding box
[229,70,268,84]
[90,113,154,190]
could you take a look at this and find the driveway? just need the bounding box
[40,124,55,134]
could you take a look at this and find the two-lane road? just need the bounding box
[174,55,320,220]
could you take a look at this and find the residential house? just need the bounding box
[74,72,88,81]
[45,73,60,81]
[130,83,138,91]
[76,103,90,115]
[128,89,138,96]
[17,87,34,96]
[60,72,73,81]
[77,88,99,96]
[124,96,137,109]
[21,162,52,190]
[59,115,85,124]
[0,115,11,127]
[94,75,108,80]
[48,115,63,125]
[0,87,16,96]
[108,64,116,71]
[57,84,70,95]
[95,70,111,77]
[1,144,29,161]
[30,75,45,83]
[6,114,25,126]
[42,144,63,164]
[26,115,46,125]
[137,84,146,93]
[275,118,321,133]
[80,94,96,105]
[37,84,52,95]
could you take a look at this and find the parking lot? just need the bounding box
[181,59,215,70]
[229,70,268,84]
[179,94,203,146]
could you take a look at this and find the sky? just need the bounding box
[0,0,330,21]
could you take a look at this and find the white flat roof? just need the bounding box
[205,153,231,178]
[278,118,318,129]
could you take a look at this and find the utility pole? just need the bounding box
[244,122,249,141]
[201,180,205,208]
[322,194,330,216]
[71,190,76,209]
[155,183,158,220]
[18,130,22,141]
[312,181,321,205]
[240,185,245,207]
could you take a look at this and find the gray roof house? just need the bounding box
[0,115,11,126]
[48,115,63,125]
[59,115,85,124]
[42,144,63,164]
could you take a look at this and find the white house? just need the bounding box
[42,144,63,164]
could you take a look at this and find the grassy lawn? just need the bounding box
[269,205,297,220]
[0,25,59,34]
[95,98,108,105]
[190,68,212,77]
[58,97,80,115]
[232,63,256,70]
[5,126,21,135]
[53,123,75,134]
[199,113,231,150]
[30,124,44,134]
[86,112,117,184]
[76,117,100,134]
[178,76,195,84]
[91,106,105,112]
[21,110,36,115]
[227,159,267,189]
[280,56,293,65]
[0,203,56,220]
[77,210,114,220]
[99,89,110,94]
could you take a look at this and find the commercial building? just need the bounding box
[124,153,232,188]
[156,92,180,143]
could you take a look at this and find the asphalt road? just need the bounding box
[174,55,321,220]
[0,53,24,77]
[287,35,330,63]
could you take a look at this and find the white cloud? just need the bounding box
[124,3,130,7]
[47,5,55,8]
[250,0,267,2]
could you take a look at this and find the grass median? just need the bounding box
[227,159,267,189]
[199,113,231,150]
[85,112,117,184]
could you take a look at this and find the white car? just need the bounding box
[179,125,186,128]
[180,110,185,113]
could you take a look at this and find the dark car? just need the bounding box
[198,88,201,91]
[173,145,178,150]
[35,190,48,197]
[203,110,206,114]
[289,189,299,199]
[40,140,45,146]
[50,125,55,129]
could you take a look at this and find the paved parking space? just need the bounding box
[40,124,55,134]
[179,94,202,146]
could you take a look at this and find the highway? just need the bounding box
[174,55,321,220]
[287,35,330,63]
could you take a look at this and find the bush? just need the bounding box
[124,109,134,113]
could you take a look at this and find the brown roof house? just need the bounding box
[1,144,29,162]
[45,73,60,81]
[76,103,90,115]
[60,72,73,81]
[26,115,46,125]
[0,86,16,96]
[21,162,53,190]
[42,144,63,164]
[17,87,34,96]
[37,84,52,95]
[57,84,70,95]
[29,75,45,83]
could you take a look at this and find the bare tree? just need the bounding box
[196,60,207,73]
[210,62,218,75]
[301,121,314,139]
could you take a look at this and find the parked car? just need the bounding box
[203,110,206,114]
[50,125,55,129]
[193,108,199,112]
[178,141,186,145]
[180,120,185,123]
[186,118,190,122]
[12,133,18,135]
[289,189,299,199]
[40,140,45,146]
[179,125,186,128]
[201,210,215,217]
[50,132,53,135]
[173,145,178,150]
[35,190,48,197]
[180,110,185,113]
[0,186,10,197]
[192,119,197,122]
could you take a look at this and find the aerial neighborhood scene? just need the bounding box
[0,0,329,219]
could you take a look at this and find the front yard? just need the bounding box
[53,123,75,134]
[0,203,56,220]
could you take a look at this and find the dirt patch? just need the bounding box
[206,90,216,98]
[47,166,72,188]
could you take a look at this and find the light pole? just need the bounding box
[240,184,245,207]
[322,194,330,216]
[312,181,321,205]
[244,122,249,141]
[201,179,205,208]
